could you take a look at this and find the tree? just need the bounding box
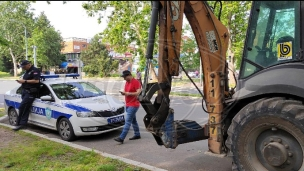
[80,35,119,77]
[205,1,251,85]
[0,36,10,47]
[82,1,158,79]
[28,12,65,69]
[30,1,67,5]
[180,24,200,71]
[0,1,35,77]
[208,1,252,69]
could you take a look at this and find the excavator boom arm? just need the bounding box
[139,1,229,154]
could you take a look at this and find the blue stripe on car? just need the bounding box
[64,103,91,112]
[5,99,20,109]
[5,99,72,119]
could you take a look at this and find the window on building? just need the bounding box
[74,45,80,50]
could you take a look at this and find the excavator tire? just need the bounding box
[226,97,304,171]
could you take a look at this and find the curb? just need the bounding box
[0,120,167,171]
[0,115,7,122]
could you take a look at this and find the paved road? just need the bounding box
[0,79,231,171]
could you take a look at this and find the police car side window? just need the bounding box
[16,86,22,94]
[38,84,52,98]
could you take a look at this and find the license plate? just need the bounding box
[107,115,125,124]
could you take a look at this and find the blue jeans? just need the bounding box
[119,106,140,140]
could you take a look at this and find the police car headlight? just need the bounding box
[76,111,97,117]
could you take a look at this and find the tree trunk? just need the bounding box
[134,20,158,82]
[138,47,157,82]
[9,47,18,77]
[227,49,236,87]
[226,8,236,87]
[149,62,158,82]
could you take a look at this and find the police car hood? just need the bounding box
[61,95,124,112]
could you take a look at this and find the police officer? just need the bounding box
[13,60,41,131]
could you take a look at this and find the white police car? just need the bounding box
[4,74,126,141]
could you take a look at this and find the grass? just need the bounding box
[0,71,20,80]
[0,71,10,78]
[170,92,201,97]
[0,126,148,171]
[0,108,4,117]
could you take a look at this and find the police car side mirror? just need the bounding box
[41,95,53,101]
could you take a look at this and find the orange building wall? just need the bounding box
[61,38,89,54]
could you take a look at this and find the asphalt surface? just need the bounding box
[0,79,232,171]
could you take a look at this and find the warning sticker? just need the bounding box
[206,30,219,53]
[277,41,292,60]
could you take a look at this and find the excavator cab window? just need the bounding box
[240,1,300,78]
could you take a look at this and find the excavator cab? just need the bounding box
[227,1,304,170]
[239,1,301,79]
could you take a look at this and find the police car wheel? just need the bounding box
[8,108,18,126]
[57,118,76,141]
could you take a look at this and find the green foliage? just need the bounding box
[82,1,251,72]
[0,108,4,117]
[180,25,200,71]
[0,36,10,47]
[109,73,121,77]
[82,1,157,70]
[30,1,67,5]
[0,71,10,78]
[0,1,35,58]
[0,55,13,72]
[28,12,64,69]
[0,127,148,170]
[80,35,119,77]
[208,1,252,69]
[0,1,35,76]
[0,1,65,76]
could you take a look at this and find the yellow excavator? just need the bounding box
[138,1,304,170]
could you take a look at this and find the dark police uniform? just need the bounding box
[17,65,41,126]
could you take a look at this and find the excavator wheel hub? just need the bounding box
[256,128,301,169]
[263,142,287,166]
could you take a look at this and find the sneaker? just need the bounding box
[129,135,141,140]
[114,137,124,143]
[12,125,27,131]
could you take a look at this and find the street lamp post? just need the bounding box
[32,45,37,67]
[24,27,28,60]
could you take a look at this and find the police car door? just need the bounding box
[31,84,57,130]
[10,86,38,124]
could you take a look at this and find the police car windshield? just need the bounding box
[50,82,105,100]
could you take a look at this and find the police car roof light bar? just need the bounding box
[40,74,80,81]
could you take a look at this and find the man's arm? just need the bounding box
[125,88,142,96]
[16,79,40,84]
[24,79,40,83]
[17,69,41,84]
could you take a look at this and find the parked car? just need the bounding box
[187,72,196,78]
[172,73,183,80]
[4,74,126,141]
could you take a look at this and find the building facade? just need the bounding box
[61,37,90,60]
[62,37,89,53]
[60,37,89,74]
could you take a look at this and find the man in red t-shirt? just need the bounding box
[114,70,142,144]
